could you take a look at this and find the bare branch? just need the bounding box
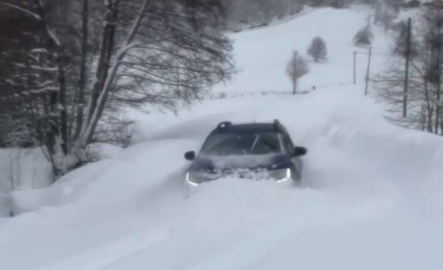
[0,2,41,20]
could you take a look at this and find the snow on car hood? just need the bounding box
[189,154,291,171]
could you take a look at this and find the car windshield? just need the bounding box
[200,132,282,156]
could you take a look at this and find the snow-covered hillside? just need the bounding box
[212,7,390,94]
[1,6,443,270]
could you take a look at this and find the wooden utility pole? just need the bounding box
[353,51,357,85]
[436,20,442,134]
[365,46,372,96]
[403,18,412,118]
[366,15,373,27]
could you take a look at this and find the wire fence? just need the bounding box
[206,81,356,101]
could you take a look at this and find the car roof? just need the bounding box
[211,121,287,134]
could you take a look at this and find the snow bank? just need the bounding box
[0,148,52,192]
[0,191,10,217]
[0,148,52,217]
[0,144,122,216]
[87,143,123,161]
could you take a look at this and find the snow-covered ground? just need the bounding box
[211,6,391,94]
[1,6,443,270]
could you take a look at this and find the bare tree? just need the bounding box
[0,0,235,179]
[307,37,328,62]
[308,0,351,7]
[375,7,443,135]
[374,0,398,31]
[286,51,309,94]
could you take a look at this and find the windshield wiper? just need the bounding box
[251,135,260,150]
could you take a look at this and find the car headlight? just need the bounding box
[186,171,218,186]
[185,172,200,186]
[269,168,292,183]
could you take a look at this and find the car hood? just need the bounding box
[189,154,291,172]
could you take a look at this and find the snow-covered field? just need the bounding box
[1,6,443,270]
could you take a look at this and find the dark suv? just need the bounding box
[184,120,307,186]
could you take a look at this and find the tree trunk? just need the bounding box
[422,77,434,133]
[85,0,119,129]
[56,55,68,155]
[429,107,434,133]
[421,104,426,131]
[33,0,69,176]
[441,110,443,135]
[82,0,149,145]
[74,0,89,141]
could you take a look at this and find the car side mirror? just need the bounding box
[184,151,196,161]
[293,147,307,157]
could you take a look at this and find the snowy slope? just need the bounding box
[1,7,443,270]
[212,7,390,94]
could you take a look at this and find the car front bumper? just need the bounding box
[185,168,292,186]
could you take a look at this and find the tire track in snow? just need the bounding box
[33,230,170,270]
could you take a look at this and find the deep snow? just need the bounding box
[1,6,443,270]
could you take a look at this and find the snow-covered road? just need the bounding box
[1,6,443,270]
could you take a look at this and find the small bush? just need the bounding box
[219,92,228,99]
[354,27,374,46]
[307,37,328,62]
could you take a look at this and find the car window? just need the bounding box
[281,133,294,153]
[200,132,282,156]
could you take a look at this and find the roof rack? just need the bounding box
[217,121,232,129]
[274,119,287,133]
[273,119,281,130]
